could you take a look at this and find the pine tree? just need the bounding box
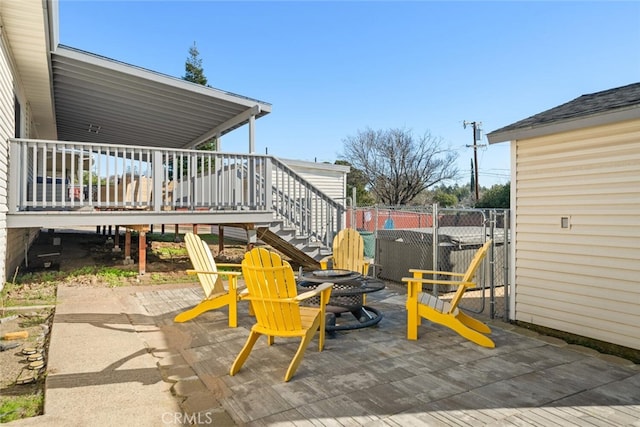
[183,42,208,86]
[170,42,215,180]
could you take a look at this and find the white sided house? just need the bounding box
[0,1,350,285]
[487,83,640,351]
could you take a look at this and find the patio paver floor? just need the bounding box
[137,281,640,426]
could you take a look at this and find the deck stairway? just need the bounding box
[256,222,330,269]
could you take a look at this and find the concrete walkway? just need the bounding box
[9,282,640,426]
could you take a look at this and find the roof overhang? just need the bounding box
[51,45,272,149]
[487,105,640,144]
[0,0,58,139]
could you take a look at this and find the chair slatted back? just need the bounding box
[185,233,223,299]
[242,248,302,332]
[445,240,492,314]
[332,228,366,274]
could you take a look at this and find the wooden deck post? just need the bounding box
[124,229,132,264]
[218,225,224,254]
[113,225,121,252]
[138,231,146,275]
[125,225,150,274]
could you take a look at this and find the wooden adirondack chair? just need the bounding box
[174,232,243,327]
[320,228,371,276]
[230,247,332,382]
[401,240,495,348]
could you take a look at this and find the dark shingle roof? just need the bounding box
[487,82,640,142]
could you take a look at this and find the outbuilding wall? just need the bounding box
[513,119,640,349]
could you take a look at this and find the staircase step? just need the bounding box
[256,226,329,268]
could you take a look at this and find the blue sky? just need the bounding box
[58,1,640,188]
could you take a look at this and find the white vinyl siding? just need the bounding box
[514,119,640,350]
[290,170,345,202]
[0,30,40,284]
[285,161,348,203]
[225,160,348,243]
[0,34,13,284]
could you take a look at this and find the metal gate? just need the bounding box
[347,205,510,320]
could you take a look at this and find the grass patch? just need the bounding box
[152,245,188,259]
[0,391,44,423]
[146,232,181,243]
[11,271,64,285]
[95,267,138,287]
[18,314,49,328]
[147,232,245,246]
[1,281,57,308]
[63,265,138,287]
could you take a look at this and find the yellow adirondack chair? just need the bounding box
[401,240,495,348]
[320,228,371,276]
[230,247,332,382]
[174,232,243,327]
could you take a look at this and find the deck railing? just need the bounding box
[8,138,343,245]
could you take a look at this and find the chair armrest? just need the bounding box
[319,256,333,270]
[242,295,298,303]
[401,277,475,288]
[216,263,242,269]
[407,269,466,278]
[295,282,333,301]
[186,269,242,277]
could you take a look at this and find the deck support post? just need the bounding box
[138,231,146,275]
[124,229,132,265]
[113,226,121,252]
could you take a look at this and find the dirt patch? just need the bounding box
[0,309,53,387]
[18,230,249,287]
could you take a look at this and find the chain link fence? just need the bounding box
[347,205,510,320]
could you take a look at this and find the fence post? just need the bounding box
[432,203,439,297]
[489,210,496,319]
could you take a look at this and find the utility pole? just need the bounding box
[463,120,485,202]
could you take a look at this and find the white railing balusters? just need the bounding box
[8,138,344,246]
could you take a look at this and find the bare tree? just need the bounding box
[341,128,458,205]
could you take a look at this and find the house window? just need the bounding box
[14,95,21,138]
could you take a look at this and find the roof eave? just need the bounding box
[487,106,640,144]
[55,46,272,111]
